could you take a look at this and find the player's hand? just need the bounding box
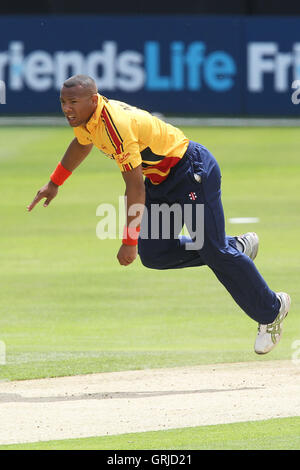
[27,181,59,212]
[117,244,137,266]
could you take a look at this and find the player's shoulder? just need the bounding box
[102,98,151,136]
[108,99,139,112]
[105,98,150,120]
[102,98,131,126]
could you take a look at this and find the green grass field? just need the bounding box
[1,417,299,450]
[0,125,299,450]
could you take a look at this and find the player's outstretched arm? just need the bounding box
[27,138,93,212]
[117,164,145,266]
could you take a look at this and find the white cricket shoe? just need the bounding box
[254,292,291,355]
[236,232,259,261]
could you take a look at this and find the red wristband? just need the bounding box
[122,225,141,246]
[50,162,72,186]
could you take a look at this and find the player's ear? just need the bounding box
[92,93,98,105]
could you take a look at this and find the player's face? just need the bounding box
[60,85,98,127]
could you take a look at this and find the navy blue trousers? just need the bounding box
[138,141,280,324]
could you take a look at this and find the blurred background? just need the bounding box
[1,0,300,118]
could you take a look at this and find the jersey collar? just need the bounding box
[85,93,104,132]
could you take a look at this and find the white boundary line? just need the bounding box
[228,217,260,224]
[1,116,300,127]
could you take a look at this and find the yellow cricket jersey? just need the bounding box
[73,94,189,185]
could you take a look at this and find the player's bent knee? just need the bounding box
[138,253,165,270]
[138,239,165,269]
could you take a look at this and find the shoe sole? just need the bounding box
[254,293,291,355]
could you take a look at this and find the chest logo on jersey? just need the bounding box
[189,192,197,200]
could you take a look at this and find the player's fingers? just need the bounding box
[27,193,44,212]
[117,254,130,266]
[43,196,53,207]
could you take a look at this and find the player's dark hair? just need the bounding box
[63,75,97,93]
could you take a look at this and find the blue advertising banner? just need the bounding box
[0,15,299,116]
[245,17,300,116]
